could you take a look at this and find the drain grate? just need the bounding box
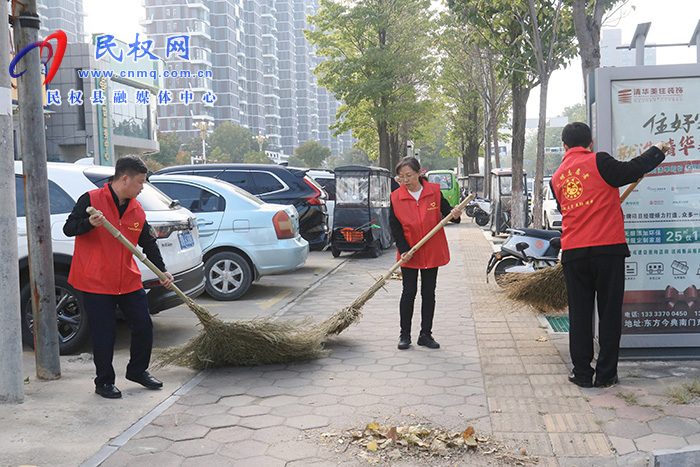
[546,315,570,333]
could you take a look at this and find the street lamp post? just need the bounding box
[254,131,265,152]
[192,120,214,164]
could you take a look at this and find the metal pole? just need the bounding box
[0,0,25,403]
[13,0,61,380]
[201,126,206,163]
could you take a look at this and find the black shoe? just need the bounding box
[398,336,411,350]
[95,383,122,399]
[126,371,163,389]
[568,370,592,388]
[594,375,619,388]
[417,334,440,349]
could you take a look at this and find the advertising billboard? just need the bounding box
[594,64,700,356]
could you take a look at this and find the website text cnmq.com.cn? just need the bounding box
[10,32,216,107]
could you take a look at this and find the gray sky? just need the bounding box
[83,0,700,120]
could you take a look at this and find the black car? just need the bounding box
[155,164,329,249]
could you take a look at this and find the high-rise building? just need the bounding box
[142,0,352,157]
[36,0,86,43]
[600,29,656,68]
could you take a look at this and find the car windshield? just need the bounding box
[336,175,369,206]
[428,173,453,190]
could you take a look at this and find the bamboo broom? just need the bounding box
[87,206,327,369]
[87,193,473,368]
[500,142,670,312]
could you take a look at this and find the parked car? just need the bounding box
[15,161,206,354]
[155,164,329,250]
[542,180,562,230]
[307,169,335,231]
[149,174,309,300]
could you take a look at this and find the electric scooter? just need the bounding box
[486,228,561,286]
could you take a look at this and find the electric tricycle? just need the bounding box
[330,166,393,258]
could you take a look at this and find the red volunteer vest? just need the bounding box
[391,181,450,269]
[68,184,146,294]
[552,147,626,250]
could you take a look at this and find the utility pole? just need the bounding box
[13,0,61,379]
[0,0,24,403]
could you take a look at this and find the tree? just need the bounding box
[571,0,627,102]
[206,122,257,163]
[449,0,577,229]
[307,0,436,169]
[243,151,272,164]
[448,0,538,228]
[435,13,486,178]
[295,140,332,168]
[150,132,182,167]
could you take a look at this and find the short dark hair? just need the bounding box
[395,156,421,175]
[562,122,592,149]
[114,155,148,179]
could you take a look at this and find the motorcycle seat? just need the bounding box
[517,228,562,240]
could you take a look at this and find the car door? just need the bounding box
[153,181,225,252]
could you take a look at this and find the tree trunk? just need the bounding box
[532,77,549,229]
[491,116,500,169]
[378,120,390,169]
[510,76,530,229]
[572,0,604,106]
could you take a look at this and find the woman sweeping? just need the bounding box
[390,157,462,350]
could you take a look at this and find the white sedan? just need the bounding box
[150,174,309,300]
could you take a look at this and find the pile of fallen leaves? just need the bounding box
[325,422,485,460]
[319,422,540,465]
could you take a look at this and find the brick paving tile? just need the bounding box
[634,433,688,451]
[648,416,700,437]
[603,419,652,439]
[608,435,638,455]
[615,404,662,422]
[549,433,612,457]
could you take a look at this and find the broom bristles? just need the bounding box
[500,263,568,314]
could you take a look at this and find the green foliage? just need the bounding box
[151,132,182,167]
[294,140,332,168]
[562,102,587,124]
[243,151,272,164]
[417,126,460,171]
[306,0,437,167]
[286,154,306,167]
[206,122,257,163]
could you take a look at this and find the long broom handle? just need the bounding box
[620,177,643,203]
[619,142,670,203]
[86,206,195,307]
[381,194,475,279]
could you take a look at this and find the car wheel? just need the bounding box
[368,240,381,258]
[331,246,341,258]
[20,273,90,355]
[204,251,253,300]
[544,215,551,230]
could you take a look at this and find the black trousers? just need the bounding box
[399,267,438,337]
[562,255,625,384]
[82,289,153,387]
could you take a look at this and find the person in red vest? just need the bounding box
[390,157,462,350]
[552,122,668,389]
[64,156,174,399]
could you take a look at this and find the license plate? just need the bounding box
[178,231,195,249]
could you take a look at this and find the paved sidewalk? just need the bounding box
[6,220,700,466]
[88,221,700,466]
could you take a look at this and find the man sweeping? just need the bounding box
[64,156,174,399]
[552,122,668,389]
